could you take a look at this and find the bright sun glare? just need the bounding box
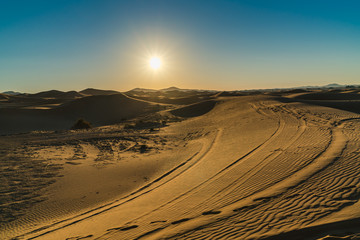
[150,57,161,70]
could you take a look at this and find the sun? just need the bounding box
[149,57,161,70]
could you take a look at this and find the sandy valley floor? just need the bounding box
[1,93,360,240]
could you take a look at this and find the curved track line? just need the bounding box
[150,120,348,240]
[96,102,284,239]
[201,105,307,204]
[168,103,294,213]
[22,130,220,239]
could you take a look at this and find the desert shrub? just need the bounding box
[139,144,147,153]
[135,120,144,128]
[124,123,135,129]
[71,119,92,130]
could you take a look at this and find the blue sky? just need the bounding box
[1,0,359,92]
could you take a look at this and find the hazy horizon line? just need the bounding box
[2,82,360,95]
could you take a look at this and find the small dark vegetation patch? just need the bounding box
[139,144,148,153]
[71,119,92,130]
[124,123,135,129]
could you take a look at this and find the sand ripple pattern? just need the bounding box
[108,101,360,240]
[5,96,360,240]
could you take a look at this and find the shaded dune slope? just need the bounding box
[26,90,84,99]
[170,100,217,117]
[79,88,120,96]
[125,90,215,105]
[56,93,164,125]
[0,108,65,134]
[0,93,164,134]
[265,217,360,240]
[283,92,360,114]
[29,90,65,98]
[294,92,360,100]
[56,91,84,99]
[0,93,9,100]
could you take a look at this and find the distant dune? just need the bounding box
[57,91,85,99]
[2,91,22,95]
[56,93,165,125]
[293,92,360,100]
[285,91,360,114]
[0,92,166,134]
[281,88,308,94]
[79,88,120,96]
[28,90,85,99]
[0,93,9,100]
[29,90,67,98]
[126,89,216,105]
[170,100,217,117]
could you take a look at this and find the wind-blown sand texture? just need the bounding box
[1,90,360,239]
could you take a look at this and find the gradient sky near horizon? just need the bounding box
[1,0,360,93]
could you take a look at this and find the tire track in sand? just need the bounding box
[96,101,292,239]
[20,130,220,240]
[150,115,348,240]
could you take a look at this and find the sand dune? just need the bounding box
[56,93,166,125]
[28,90,84,99]
[292,92,360,100]
[28,90,65,98]
[79,88,120,96]
[284,91,360,114]
[0,93,167,134]
[1,90,360,239]
[0,93,9,100]
[170,100,217,117]
[125,90,216,105]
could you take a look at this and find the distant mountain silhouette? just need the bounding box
[160,87,182,92]
[324,83,342,88]
[130,88,157,92]
[295,83,359,90]
[2,91,22,95]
